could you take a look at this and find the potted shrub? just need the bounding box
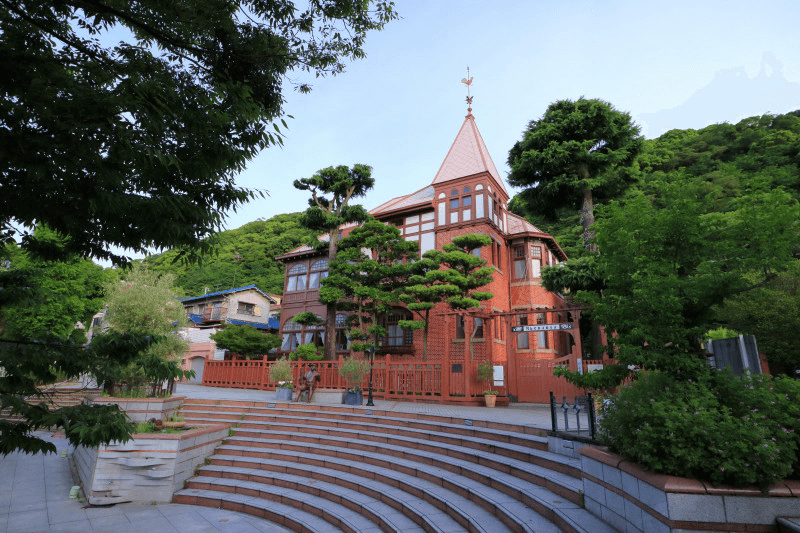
[270,357,294,401]
[483,390,499,408]
[338,356,370,406]
[476,360,497,407]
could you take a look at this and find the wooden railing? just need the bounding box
[202,354,501,404]
[199,354,607,405]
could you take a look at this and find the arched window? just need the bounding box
[281,317,302,351]
[304,315,325,346]
[308,259,328,289]
[286,263,307,292]
[281,314,325,351]
[450,189,458,196]
[463,186,471,193]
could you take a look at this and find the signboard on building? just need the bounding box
[510,323,573,332]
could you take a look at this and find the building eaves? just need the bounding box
[506,212,569,261]
[370,185,435,217]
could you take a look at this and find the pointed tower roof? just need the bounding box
[431,113,508,195]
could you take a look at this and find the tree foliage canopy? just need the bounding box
[102,264,189,366]
[1,0,397,264]
[535,110,800,383]
[319,219,418,351]
[507,98,643,244]
[294,164,375,241]
[295,164,375,358]
[209,323,280,359]
[0,0,398,455]
[1,227,112,341]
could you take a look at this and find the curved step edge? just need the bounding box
[173,487,346,533]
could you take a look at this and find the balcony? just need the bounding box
[202,306,227,321]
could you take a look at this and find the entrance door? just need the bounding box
[189,357,206,383]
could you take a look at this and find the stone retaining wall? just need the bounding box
[91,395,185,422]
[579,446,800,533]
[74,424,228,505]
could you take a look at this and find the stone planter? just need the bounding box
[274,387,294,402]
[74,424,228,505]
[91,395,185,423]
[484,394,497,407]
[579,446,800,533]
[344,390,363,406]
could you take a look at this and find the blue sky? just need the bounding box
[131,0,800,261]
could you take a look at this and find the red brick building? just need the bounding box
[276,110,583,401]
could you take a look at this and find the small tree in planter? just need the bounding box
[269,357,294,401]
[476,360,498,407]
[338,356,370,405]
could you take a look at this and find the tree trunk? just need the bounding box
[422,309,430,362]
[324,234,339,361]
[580,187,597,252]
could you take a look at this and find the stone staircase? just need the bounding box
[0,384,102,423]
[174,399,617,533]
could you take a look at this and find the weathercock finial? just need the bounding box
[461,66,473,115]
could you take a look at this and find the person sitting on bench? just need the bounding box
[294,364,321,403]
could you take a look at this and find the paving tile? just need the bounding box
[6,511,50,532]
[8,500,47,513]
[48,519,94,532]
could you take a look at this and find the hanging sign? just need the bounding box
[510,323,574,332]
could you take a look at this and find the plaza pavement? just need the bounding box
[0,384,553,533]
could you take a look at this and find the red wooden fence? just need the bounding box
[200,353,618,405]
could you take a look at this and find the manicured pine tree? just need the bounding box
[400,234,494,361]
[318,220,418,353]
[294,165,374,359]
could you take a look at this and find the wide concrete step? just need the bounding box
[183,398,540,435]
[177,402,616,533]
[184,475,430,533]
[207,452,564,533]
[197,463,504,533]
[173,488,347,533]
[182,405,549,450]
[225,425,583,493]
[218,436,582,515]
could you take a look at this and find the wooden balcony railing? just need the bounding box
[202,306,227,321]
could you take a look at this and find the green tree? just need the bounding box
[1,1,397,264]
[550,179,800,387]
[397,250,460,361]
[319,219,417,352]
[0,0,397,455]
[100,264,190,392]
[294,164,375,358]
[1,228,112,341]
[210,323,280,359]
[412,234,494,361]
[507,98,643,250]
[715,263,800,376]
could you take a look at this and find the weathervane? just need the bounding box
[461,66,473,114]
